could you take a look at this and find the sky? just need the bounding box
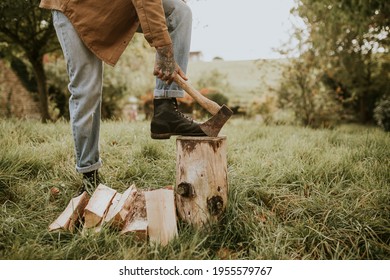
[186,0,302,61]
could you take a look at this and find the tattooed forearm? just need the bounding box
[155,44,175,80]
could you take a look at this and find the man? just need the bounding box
[39,0,205,194]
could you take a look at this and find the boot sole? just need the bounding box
[151,132,207,140]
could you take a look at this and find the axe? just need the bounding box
[174,75,233,137]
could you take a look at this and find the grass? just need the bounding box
[0,118,389,260]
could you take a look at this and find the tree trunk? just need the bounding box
[175,136,228,228]
[30,56,51,123]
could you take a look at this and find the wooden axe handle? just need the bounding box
[174,75,221,115]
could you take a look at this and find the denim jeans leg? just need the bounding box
[154,0,192,98]
[52,11,103,173]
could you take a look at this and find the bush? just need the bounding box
[208,92,229,106]
[194,90,229,118]
[246,94,278,124]
[276,54,343,129]
[101,84,127,120]
[374,95,390,132]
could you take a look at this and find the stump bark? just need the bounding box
[176,136,228,227]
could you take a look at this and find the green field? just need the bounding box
[188,59,285,105]
[0,118,389,260]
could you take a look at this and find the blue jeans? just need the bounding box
[52,0,192,173]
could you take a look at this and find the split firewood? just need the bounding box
[121,191,147,240]
[88,191,123,233]
[122,219,148,240]
[83,184,117,229]
[103,192,123,223]
[144,187,178,246]
[104,184,137,228]
[48,191,89,232]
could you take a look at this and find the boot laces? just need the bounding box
[172,99,193,122]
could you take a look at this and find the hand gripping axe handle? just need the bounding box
[174,75,233,137]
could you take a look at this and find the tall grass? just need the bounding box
[0,118,389,260]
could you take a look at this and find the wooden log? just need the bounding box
[103,192,123,223]
[104,184,137,228]
[121,191,148,240]
[48,192,89,232]
[144,188,178,246]
[83,184,117,229]
[122,219,148,240]
[176,136,228,227]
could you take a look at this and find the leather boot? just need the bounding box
[151,98,206,139]
[76,170,100,196]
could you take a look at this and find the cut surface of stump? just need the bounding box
[176,136,228,227]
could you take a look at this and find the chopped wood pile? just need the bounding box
[49,184,177,246]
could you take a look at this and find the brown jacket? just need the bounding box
[40,0,172,66]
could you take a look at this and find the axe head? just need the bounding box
[199,104,233,137]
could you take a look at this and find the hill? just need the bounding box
[188,58,286,106]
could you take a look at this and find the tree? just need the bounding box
[0,0,59,122]
[276,51,343,128]
[293,0,390,123]
[193,69,230,118]
[270,26,343,128]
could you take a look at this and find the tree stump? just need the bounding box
[176,136,228,227]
